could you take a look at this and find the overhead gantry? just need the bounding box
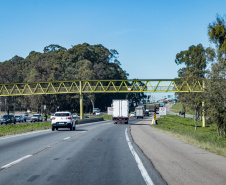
[0,79,205,126]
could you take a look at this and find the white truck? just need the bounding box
[112,99,129,124]
[135,106,144,119]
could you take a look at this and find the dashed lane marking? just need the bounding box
[63,137,70,140]
[1,155,33,170]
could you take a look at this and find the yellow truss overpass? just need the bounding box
[0,79,204,96]
[0,79,206,127]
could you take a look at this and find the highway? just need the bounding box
[0,119,166,185]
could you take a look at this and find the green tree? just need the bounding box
[0,43,129,113]
[205,15,226,137]
[175,44,214,129]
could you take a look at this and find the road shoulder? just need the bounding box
[130,117,226,185]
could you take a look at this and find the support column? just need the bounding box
[202,80,205,127]
[80,81,83,120]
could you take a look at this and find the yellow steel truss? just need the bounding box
[0,79,204,96]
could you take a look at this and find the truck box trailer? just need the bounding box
[135,106,144,119]
[146,104,156,113]
[113,100,129,124]
[155,103,160,110]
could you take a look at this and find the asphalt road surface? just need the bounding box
[0,119,166,185]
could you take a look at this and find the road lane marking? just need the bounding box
[125,128,154,185]
[63,137,70,140]
[1,155,32,170]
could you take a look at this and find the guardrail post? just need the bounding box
[80,81,84,120]
[202,80,205,127]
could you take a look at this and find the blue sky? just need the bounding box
[0,0,225,83]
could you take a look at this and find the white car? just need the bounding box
[130,113,135,117]
[51,112,75,131]
[95,112,101,116]
[31,114,43,122]
[72,114,79,119]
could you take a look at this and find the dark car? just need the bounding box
[179,111,185,115]
[1,115,16,125]
[24,112,28,117]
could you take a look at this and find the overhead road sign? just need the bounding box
[0,79,205,96]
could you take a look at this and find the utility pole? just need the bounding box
[80,81,84,120]
[0,101,2,118]
[5,98,6,114]
[202,80,206,127]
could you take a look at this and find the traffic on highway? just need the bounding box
[0,100,225,185]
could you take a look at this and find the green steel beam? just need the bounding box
[0,79,204,96]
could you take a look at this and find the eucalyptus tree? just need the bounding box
[175,44,214,129]
[205,15,226,137]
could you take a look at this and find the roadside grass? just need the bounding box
[0,122,51,137]
[153,115,226,157]
[170,103,195,115]
[92,115,112,120]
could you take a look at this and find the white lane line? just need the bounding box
[125,128,154,185]
[63,137,70,140]
[1,155,32,170]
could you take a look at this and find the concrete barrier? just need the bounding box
[77,117,104,124]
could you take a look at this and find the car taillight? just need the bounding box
[53,117,55,120]
[68,117,71,120]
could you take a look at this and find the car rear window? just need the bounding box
[55,113,70,117]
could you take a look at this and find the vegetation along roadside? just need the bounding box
[152,115,226,157]
[170,103,195,115]
[0,122,51,137]
[0,115,112,137]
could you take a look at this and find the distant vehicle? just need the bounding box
[179,111,185,116]
[1,115,16,125]
[72,114,79,118]
[135,106,144,119]
[159,102,164,107]
[50,114,55,120]
[27,110,31,113]
[145,110,149,116]
[113,99,129,124]
[31,114,43,122]
[95,112,101,116]
[51,112,76,131]
[155,103,160,111]
[146,104,156,113]
[24,112,28,116]
[130,112,135,117]
[15,115,24,122]
[93,108,100,115]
